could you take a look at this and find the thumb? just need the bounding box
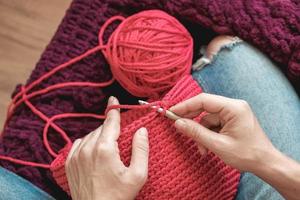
[175,118,224,152]
[129,127,149,181]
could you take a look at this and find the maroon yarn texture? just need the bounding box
[0,0,299,199]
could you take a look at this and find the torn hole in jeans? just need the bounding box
[192,36,243,71]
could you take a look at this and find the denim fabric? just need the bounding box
[0,167,55,200]
[0,41,299,200]
[192,42,300,200]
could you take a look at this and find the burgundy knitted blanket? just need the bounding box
[0,0,299,199]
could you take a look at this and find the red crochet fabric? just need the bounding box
[51,147,70,194]
[50,75,240,199]
[2,0,299,198]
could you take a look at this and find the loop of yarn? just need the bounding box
[0,10,192,169]
[100,10,193,97]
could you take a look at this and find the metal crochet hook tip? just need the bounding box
[138,100,181,121]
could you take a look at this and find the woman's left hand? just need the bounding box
[65,96,149,200]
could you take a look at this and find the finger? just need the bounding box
[80,126,103,151]
[92,125,103,140]
[75,126,101,154]
[175,118,227,152]
[180,109,204,119]
[99,96,121,143]
[129,127,149,181]
[200,113,221,129]
[170,93,233,116]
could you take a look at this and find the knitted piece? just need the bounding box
[50,146,71,195]
[49,75,240,199]
[119,76,240,199]
[0,0,299,198]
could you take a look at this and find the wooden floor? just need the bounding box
[0,0,71,129]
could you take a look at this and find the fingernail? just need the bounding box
[108,96,115,104]
[139,127,148,137]
[175,119,186,128]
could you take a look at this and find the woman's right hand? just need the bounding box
[170,93,300,200]
[170,93,276,172]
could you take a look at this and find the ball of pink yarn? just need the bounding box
[100,10,193,98]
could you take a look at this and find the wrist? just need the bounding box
[248,144,279,174]
[249,146,300,200]
[250,144,300,184]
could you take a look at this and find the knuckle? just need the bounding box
[235,100,250,113]
[211,137,226,149]
[97,142,112,157]
[78,147,89,160]
[216,138,234,155]
[131,170,147,184]
[189,125,201,140]
[239,100,249,108]
[197,93,205,98]
[74,138,81,144]
[136,143,149,154]
[117,168,126,177]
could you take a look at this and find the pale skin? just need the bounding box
[66,96,149,200]
[66,94,300,200]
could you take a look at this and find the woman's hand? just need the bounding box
[171,93,300,200]
[170,93,275,172]
[65,96,149,200]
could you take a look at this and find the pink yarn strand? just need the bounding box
[44,113,106,158]
[0,10,193,168]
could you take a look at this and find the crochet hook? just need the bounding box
[138,100,181,121]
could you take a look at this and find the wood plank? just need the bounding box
[0,0,71,130]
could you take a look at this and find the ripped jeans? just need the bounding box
[192,40,300,200]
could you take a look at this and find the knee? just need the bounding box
[192,35,242,71]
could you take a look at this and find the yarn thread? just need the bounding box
[0,9,241,199]
[49,75,240,199]
[0,10,192,170]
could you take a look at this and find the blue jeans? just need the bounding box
[0,42,299,200]
[192,41,300,199]
[0,167,54,200]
